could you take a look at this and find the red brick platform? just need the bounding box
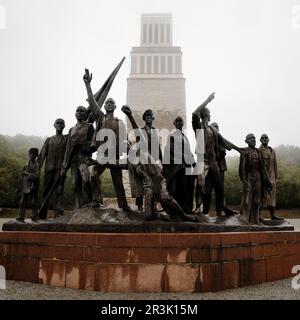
[0,231,299,292]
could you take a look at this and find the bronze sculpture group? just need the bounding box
[16,62,283,225]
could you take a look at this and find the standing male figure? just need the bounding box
[210,122,238,216]
[134,109,162,212]
[83,69,131,212]
[192,92,240,216]
[163,116,195,215]
[38,118,68,219]
[16,148,40,222]
[141,109,162,163]
[239,133,271,224]
[259,134,283,220]
[62,106,94,209]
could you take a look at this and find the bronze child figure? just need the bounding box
[16,148,40,222]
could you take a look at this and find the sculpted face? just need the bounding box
[260,134,269,146]
[201,108,211,123]
[104,98,116,113]
[144,115,153,125]
[245,134,256,148]
[175,119,183,130]
[75,106,87,121]
[54,118,65,132]
[210,122,219,132]
[28,149,38,161]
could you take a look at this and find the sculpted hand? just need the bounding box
[83,68,93,84]
[121,105,132,115]
[266,181,273,191]
[85,157,96,166]
[244,181,251,192]
[207,92,215,102]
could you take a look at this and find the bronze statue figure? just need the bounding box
[141,109,163,162]
[163,116,195,215]
[133,109,163,213]
[122,105,197,222]
[83,69,131,212]
[192,92,240,216]
[62,106,94,209]
[210,122,238,216]
[239,133,271,224]
[37,118,68,219]
[16,148,40,222]
[259,134,283,221]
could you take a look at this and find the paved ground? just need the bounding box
[0,278,299,300]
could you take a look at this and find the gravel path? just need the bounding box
[0,278,299,300]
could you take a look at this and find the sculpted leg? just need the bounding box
[17,194,27,222]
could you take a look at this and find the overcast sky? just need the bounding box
[0,0,300,151]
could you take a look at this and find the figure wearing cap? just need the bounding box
[133,109,163,213]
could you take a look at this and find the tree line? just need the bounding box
[0,135,299,209]
[225,145,300,208]
[0,134,115,208]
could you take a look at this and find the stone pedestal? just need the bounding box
[0,230,299,292]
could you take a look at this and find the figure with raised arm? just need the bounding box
[192,92,240,217]
[133,109,163,213]
[83,69,131,212]
[122,105,197,222]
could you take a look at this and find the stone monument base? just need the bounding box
[0,230,299,292]
[2,207,294,233]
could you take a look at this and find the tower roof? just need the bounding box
[140,13,173,47]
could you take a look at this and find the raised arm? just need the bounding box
[121,105,139,130]
[83,69,100,114]
[239,152,247,185]
[192,92,215,117]
[121,105,148,148]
